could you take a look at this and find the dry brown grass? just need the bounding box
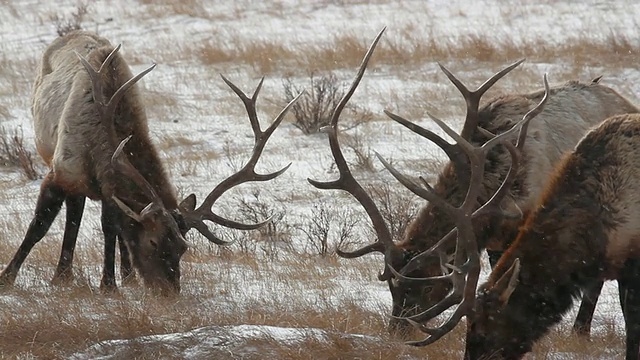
[0,221,626,359]
[190,28,640,76]
[138,0,209,19]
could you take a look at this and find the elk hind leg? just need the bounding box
[0,173,66,287]
[618,258,640,360]
[51,195,86,285]
[571,280,604,338]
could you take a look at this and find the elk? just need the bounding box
[464,113,640,360]
[0,30,299,294]
[311,30,639,338]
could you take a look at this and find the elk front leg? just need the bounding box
[99,200,121,292]
[51,195,86,285]
[118,233,136,285]
[0,172,66,287]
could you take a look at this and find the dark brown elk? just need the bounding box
[306,27,538,341]
[465,113,640,360]
[314,31,638,338]
[0,30,299,294]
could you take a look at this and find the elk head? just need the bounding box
[76,46,301,294]
[463,259,531,359]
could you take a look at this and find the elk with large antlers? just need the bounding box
[311,29,639,338]
[0,30,298,294]
[465,113,640,360]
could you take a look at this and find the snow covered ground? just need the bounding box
[0,0,639,358]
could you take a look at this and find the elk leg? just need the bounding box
[51,195,86,284]
[571,280,604,338]
[0,173,65,286]
[99,200,121,292]
[618,258,640,360]
[118,234,136,285]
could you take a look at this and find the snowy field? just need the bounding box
[1,0,639,359]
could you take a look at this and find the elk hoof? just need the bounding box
[99,279,119,294]
[121,273,138,287]
[51,269,74,285]
[0,272,16,288]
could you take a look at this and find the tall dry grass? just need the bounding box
[192,29,640,75]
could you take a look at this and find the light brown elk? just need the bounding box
[0,30,299,294]
[311,29,639,338]
[464,113,640,360]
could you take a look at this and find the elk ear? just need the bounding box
[113,196,143,222]
[179,193,197,212]
[493,258,521,306]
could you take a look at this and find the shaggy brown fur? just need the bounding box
[465,114,640,360]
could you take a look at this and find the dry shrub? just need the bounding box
[283,72,373,135]
[50,1,89,37]
[0,126,39,180]
[298,202,360,257]
[233,189,294,258]
[341,129,376,172]
[366,182,420,240]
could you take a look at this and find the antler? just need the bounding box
[180,76,303,245]
[307,27,405,280]
[75,45,156,132]
[379,74,550,346]
[440,59,525,140]
[75,45,187,244]
[422,59,525,193]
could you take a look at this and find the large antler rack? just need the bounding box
[179,76,304,244]
[381,74,551,346]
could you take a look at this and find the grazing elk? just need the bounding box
[464,113,640,360]
[309,27,548,346]
[0,30,299,294]
[310,30,639,338]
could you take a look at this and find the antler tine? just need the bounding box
[383,110,470,173]
[375,152,454,212]
[220,75,264,140]
[307,27,401,268]
[112,135,163,205]
[403,305,469,346]
[75,46,156,127]
[181,76,301,243]
[74,44,121,110]
[474,74,550,218]
[438,58,525,140]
